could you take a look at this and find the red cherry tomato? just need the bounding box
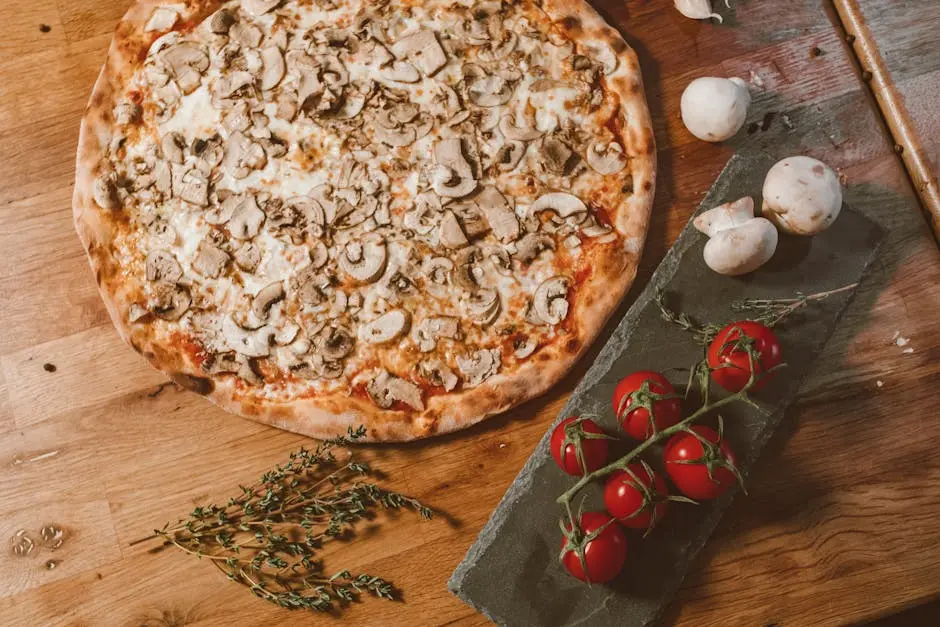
[664,426,739,500]
[550,417,609,476]
[603,463,669,530]
[707,321,783,393]
[611,371,683,439]
[561,511,628,583]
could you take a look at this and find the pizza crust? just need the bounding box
[74,0,655,442]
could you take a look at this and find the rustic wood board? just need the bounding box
[834,0,940,241]
[1,1,939,626]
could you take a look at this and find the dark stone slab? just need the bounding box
[448,152,885,627]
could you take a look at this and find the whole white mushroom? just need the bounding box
[680,77,751,142]
[694,197,778,276]
[762,156,843,235]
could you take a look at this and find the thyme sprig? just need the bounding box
[657,283,858,344]
[152,427,432,613]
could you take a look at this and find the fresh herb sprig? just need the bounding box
[152,427,432,613]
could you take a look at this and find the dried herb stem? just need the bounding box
[153,427,432,613]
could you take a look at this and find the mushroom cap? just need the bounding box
[367,371,424,410]
[456,348,501,387]
[761,156,843,235]
[222,315,272,357]
[260,47,286,91]
[251,282,285,320]
[499,113,543,141]
[242,0,282,16]
[361,309,410,344]
[531,192,588,218]
[693,196,756,237]
[703,217,779,276]
[146,250,182,283]
[339,238,387,283]
[432,138,478,198]
[533,276,571,325]
[680,76,751,142]
[586,140,628,175]
[150,283,191,321]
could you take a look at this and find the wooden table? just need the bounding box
[1,1,939,625]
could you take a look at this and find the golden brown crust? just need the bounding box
[74,0,656,442]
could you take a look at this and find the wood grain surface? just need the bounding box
[834,0,940,241]
[0,1,939,626]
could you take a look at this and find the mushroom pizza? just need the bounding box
[74,0,655,441]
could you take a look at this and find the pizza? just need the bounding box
[74,0,655,441]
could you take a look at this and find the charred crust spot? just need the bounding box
[812,164,825,176]
[171,372,214,396]
[130,339,144,354]
[537,352,552,362]
[95,268,104,285]
[643,179,653,191]
[566,339,581,354]
[631,82,641,94]
[612,39,627,53]
[561,16,581,32]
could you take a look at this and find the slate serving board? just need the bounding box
[449,152,885,627]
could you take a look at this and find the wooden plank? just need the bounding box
[0,325,166,427]
[834,0,940,240]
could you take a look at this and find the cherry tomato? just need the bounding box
[561,511,628,583]
[612,371,683,439]
[664,426,739,500]
[550,417,609,476]
[707,321,783,393]
[603,464,670,531]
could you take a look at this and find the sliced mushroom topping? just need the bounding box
[234,242,261,272]
[475,186,519,242]
[478,31,518,63]
[209,9,236,34]
[413,316,461,352]
[178,170,209,207]
[260,47,285,91]
[404,193,440,235]
[192,242,230,278]
[391,29,448,76]
[432,138,477,198]
[150,283,191,321]
[540,137,575,175]
[453,246,485,291]
[533,276,571,325]
[512,232,556,264]
[146,250,182,283]
[468,74,513,107]
[314,325,355,360]
[465,289,500,326]
[587,43,619,75]
[222,315,272,357]
[457,348,501,388]
[93,172,120,210]
[335,195,378,229]
[489,248,513,276]
[230,22,263,48]
[381,61,421,84]
[421,360,459,392]
[329,290,348,318]
[213,70,254,100]
[224,132,267,179]
[161,43,209,94]
[309,185,336,222]
[367,371,424,411]
[252,282,285,320]
[291,354,344,381]
[422,257,453,297]
[339,238,387,283]
[514,337,538,359]
[493,140,525,172]
[275,322,300,346]
[499,113,542,141]
[308,241,329,269]
[192,136,225,174]
[242,0,281,16]
[228,195,266,240]
[531,192,588,219]
[586,140,628,175]
[161,132,185,164]
[373,117,417,147]
[361,309,410,344]
[145,6,179,32]
[439,210,469,249]
[581,219,614,238]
